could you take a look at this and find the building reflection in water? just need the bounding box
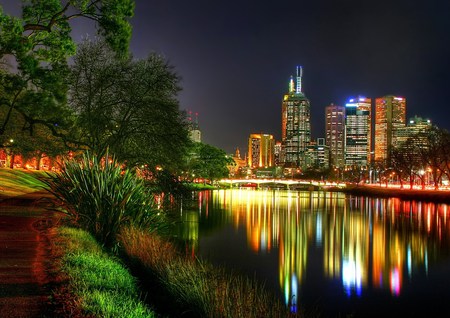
[177,189,450,311]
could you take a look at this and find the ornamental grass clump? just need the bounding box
[43,151,165,249]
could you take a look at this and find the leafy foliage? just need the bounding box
[0,0,135,148]
[41,151,166,249]
[186,142,233,183]
[68,39,191,170]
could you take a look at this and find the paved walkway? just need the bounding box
[0,197,59,318]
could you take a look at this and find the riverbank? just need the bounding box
[330,183,450,203]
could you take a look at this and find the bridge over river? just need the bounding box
[219,178,345,190]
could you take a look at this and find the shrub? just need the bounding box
[42,151,166,249]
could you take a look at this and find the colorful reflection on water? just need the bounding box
[175,189,450,317]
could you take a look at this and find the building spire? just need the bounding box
[296,65,302,94]
[289,75,295,93]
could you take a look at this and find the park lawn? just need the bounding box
[0,168,50,198]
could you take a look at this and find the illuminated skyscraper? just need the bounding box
[374,96,406,165]
[396,116,432,147]
[248,133,275,168]
[325,104,345,168]
[305,138,330,169]
[281,66,311,168]
[345,97,372,166]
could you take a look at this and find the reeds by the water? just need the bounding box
[120,227,298,318]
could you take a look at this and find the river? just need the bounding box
[174,189,450,317]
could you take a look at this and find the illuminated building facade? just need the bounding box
[396,116,432,146]
[248,133,275,168]
[274,141,282,166]
[325,104,345,168]
[345,97,372,167]
[305,138,330,169]
[374,96,406,165]
[228,148,248,177]
[281,66,311,169]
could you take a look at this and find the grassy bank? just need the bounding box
[0,168,49,198]
[4,159,297,317]
[119,227,297,318]
[52,226,156,317]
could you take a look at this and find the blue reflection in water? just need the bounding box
[342,259,362,297]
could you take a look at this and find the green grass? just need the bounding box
[0,168,49,197]
[57,227,155,318]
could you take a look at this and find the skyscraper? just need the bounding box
[248,133,275,168]
[396,116,432,147]
[345,97,372,167]
[281,66,311,169]
[325,103,345,168]
[374,96,406,165]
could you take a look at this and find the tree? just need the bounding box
[187,143,234,183]
[416,126,450,189]
[68,39,191,171]
[0,0,135,146]
[391,137,426,189]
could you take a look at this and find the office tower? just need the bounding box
[396,116,432,147]
[345,97,372,167]
[274,141,282,166]
[325,104,345,168]
[248,133,275,168]
[305,137,330,169]
[281,66,311,168]
[374,96,406,165]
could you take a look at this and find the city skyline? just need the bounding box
[1,1,449,154]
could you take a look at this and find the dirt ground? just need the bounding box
[0,195,61,318]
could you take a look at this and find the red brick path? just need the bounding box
[0,200,58,318]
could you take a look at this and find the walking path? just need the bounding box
[0,195,59,318]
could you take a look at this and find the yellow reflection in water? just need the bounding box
[189,189,450,304]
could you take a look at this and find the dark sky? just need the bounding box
[2,1,450,154]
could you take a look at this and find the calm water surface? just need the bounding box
[175,189,450,317]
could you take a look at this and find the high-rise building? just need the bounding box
[374,96,406,165]
[248,133,275,168]
[325,104,345,168]
[396,116,432,147]
[274,141,282,166]
[345,97,372,167]
[281,66,311,169]
[305,138,330,169]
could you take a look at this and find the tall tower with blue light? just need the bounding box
[281,66,311,169]
[345,97,372,166]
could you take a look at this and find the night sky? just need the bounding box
[2,1,450,154]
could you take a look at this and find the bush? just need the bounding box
[42,151,166,249]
